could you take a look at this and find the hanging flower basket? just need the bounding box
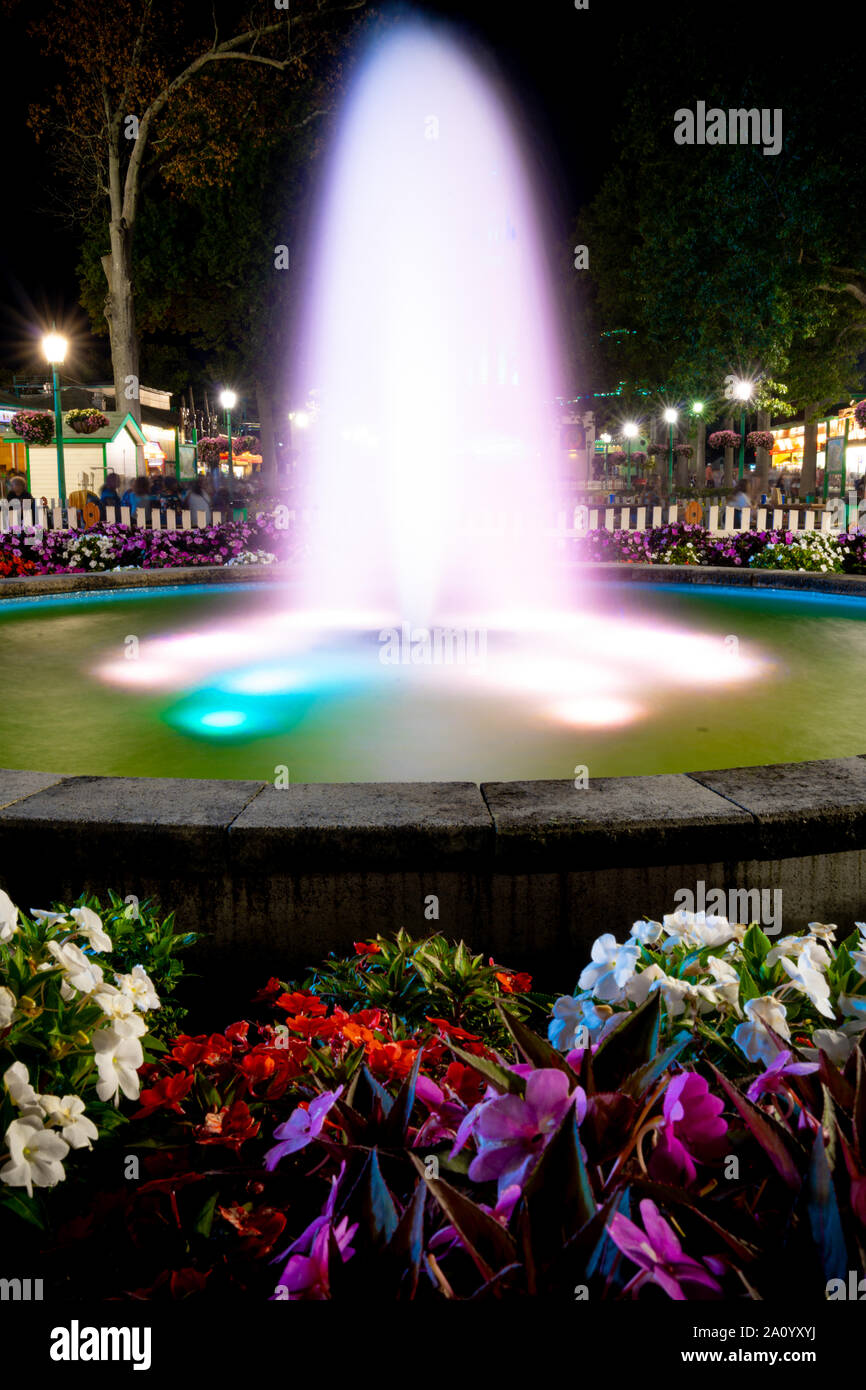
[746,431,775,452]
[708,430,742,451]
[10,410,54,446]
[608,450,627,465]
[646,441,666,456]
[198,436,230,465]
[673,443,694,458]
[66,408,109,435]
[854,401,866,430]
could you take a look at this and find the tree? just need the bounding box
[25,0,367,423]
[575,30,866,432]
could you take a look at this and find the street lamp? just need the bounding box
[219,389,237,489]
[663,408,678,492]
[623,421,638,488]
[733,379,752,480]
[599,432,612,484]
[42,328,68,503]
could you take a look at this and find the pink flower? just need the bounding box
[746,1049,818,1102]
[608,1199,724,1299]
[649,1072,727,1184]
[264,1086,343,1170]
[467,1069,586,1193]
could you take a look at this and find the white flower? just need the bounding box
[3,1061,44,1116]
[661,910,739,951]
[112,1012,147,1039]
[624,962,667,1005]
[646,972,716,1018]
[578,934,640,1003]
[29,909,69,927]
[548,992,612,1050]
[70,906,112,953]
[767,936,831,971]
[807,922,837,943]
[0,889,19,943]
[630,919,664,945]
[92,982,136,1022]
[115,964,160,1012]
[808,1030,851,1065]
[732,996,791,1064]
[41,1095,99,1149]
[92,1026,143,1104]
[0,1116,69,1195]
[0,986,16,1030]
[704,956,741,1013]
[779,946,834,1019]
[46,940,104,995]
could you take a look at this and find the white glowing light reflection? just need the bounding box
[93,604,768,734]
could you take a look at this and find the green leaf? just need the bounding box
[381,1048,423,1148]
[446,1043,525,1096]
[193,1190,218,1238]
[743,923,771,963]
[805,1113,847,1284]
[384,1179,426,1299]
[412,1156,517,1282]
[592,992,661,1093]
[494,1002,578,1080]
[0,1188,46,1231]
[520,1106,596,1281]
[710,1065,803,1190]
[620,1029,692,1100]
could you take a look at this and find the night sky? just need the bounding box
[0,0,853,378]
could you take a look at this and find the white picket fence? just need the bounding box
[1,497,863,540]
[0,500,245,535]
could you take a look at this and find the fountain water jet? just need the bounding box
[295,20,567,628]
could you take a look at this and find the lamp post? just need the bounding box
[219,389,237,494]
[734,379,752,480]
[663,408,678,493]
[599,432,611,483]
[42,329,68,503]
[623,421,638,489]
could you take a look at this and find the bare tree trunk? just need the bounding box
[255,378,278,488]
[801,404,821,498]
[723,415,735,488]
[675,449,689,491]
[756,409,771,495]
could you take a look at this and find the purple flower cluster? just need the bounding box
[746,431,775,452]
[707,430,741,451]
[575,522,865,571]
[8,517,293,574]
[9,411,54,445]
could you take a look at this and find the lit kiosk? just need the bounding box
[7,412,148,504]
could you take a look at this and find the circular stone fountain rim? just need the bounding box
[3,560,866,601]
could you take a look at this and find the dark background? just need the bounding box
[0,0,852,377]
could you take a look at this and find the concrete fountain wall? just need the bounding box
[2,563,866,1012]
[2,756,866,1014]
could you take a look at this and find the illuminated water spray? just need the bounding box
[94,20,769,754]
[296,21,566,626]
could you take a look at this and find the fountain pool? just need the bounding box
[1,576,864,782]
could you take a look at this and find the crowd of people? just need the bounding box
[0,468,275,521]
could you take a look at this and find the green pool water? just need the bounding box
[0,579,863,782]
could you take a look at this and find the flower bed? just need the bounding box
[576,523,866,573]
[3,888,866,1302]
[0,517,287,573]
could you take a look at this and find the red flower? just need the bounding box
[170,1033,232,1068]
[275,991,328,1016]
[195,1100,260,1151]
[251,977,284,1003]
[495,970,533,995]
[218,1203,287,1256]
[134,1072,195,1117]
[366,1039,419,1080]
[354,941,382,955]
[225,1021,250,1048]
[425,1017,488,1056]
[442,1061,487,1107]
